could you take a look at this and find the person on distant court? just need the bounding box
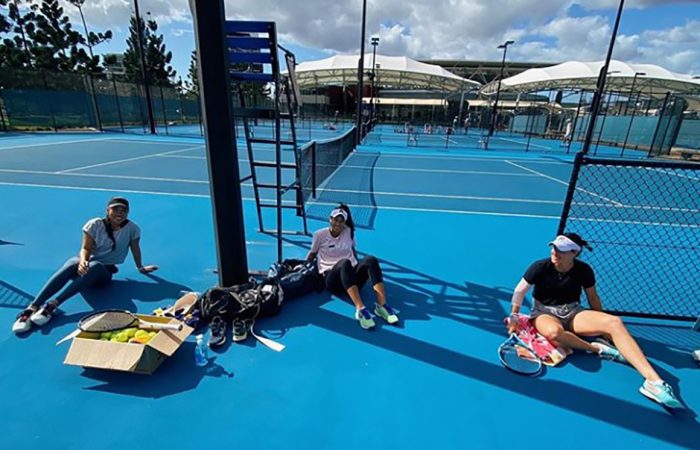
[12,197,158,334]
[561,119,573,146]
[507,233,684,409]
[307,204,399,330]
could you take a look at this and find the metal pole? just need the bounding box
[620,73,644,155]
[134,0,157,134]
[189,0,249,285]
[112,77,125,132]
[370,37,378,124]
[488,40,513,138]
[567,90,584,154]
[581,0,625,154]
[355,0,367,145]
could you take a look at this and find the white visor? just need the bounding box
[330,208,348,221]
[548,235,581,252]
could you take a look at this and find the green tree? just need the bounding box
[66,0,112,72]
[27,0,87,71]
[187,50,198,94]
[123,14,176,86]
[0,0,38,68]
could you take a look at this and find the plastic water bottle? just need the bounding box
[194,334,208,367]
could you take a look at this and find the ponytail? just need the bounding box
[337,203,355,240]
[102,217,130,251]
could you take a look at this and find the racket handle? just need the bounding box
[139,321,183,332]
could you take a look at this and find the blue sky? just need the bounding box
[7,1,700,82]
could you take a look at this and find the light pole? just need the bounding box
[581,0,625,154]
[355,0,368,145]
[134,0,156,134]
[370,36,379,123]
[488,40,514,139]
[621,71,646,154]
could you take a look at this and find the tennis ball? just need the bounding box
[134,330,149,339]
[100,331,113,340]
[124,328,138,338]
[114,333,129,343]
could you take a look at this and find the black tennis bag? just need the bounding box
[268,258,320,300]
[199,278,284,323]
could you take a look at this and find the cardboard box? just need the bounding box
[63,314,193,375]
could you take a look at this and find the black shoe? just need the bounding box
[208,316,227,348]
[232,319,248,342]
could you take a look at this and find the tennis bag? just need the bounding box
[268,258,320,300]
[199,278,284,323]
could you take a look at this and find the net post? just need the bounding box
[557,151,585,235]
[311,141,317,199]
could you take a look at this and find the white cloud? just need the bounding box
[26,1,700,75]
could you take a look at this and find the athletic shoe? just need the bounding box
[232,319,248,342]
[640,380,685,409]
[592,341,627,363]
[374,303,399,325]
[355,307,375,330]
[30,302,57,327]
[208,316,227,348]
[12,308,34,334]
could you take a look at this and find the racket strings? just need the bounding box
[81,312,137,332]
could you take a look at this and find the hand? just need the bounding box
[138,265,159,274]
[505,314,519,335]
[77,259,90,276]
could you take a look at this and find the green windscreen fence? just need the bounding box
[558,153,700,321]
[0,67,202,135]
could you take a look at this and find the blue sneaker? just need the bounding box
[592,341,627,363]
[640,380,685,410]
[355,307,375,330]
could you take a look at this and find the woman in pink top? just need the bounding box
[307,204,399,329]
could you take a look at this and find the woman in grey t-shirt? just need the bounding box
[12,197,158,334]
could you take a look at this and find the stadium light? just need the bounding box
[356,0,368,145]
[487,40,515,142]
[370,37,380,123]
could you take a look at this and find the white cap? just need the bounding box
[548,235,581,252]
[330,208,348,221]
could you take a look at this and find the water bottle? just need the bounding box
[194,334,208,367]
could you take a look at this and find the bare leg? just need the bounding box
[533,315,599,353]
[571,310,661,381]
[373,282,387,306]
[345,285,366,310]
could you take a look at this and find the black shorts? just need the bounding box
[531,300,584,331]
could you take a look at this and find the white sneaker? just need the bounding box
[30,303,57,326]
[12,309,34,334]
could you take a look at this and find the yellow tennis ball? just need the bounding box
[125,328,138,338]
[134,330,149,339]
[114,333,129,343]
[101,331,113,339]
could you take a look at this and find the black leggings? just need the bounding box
[324,256,383,296]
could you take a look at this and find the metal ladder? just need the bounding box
[225,20,308,263]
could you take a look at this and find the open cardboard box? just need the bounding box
[63,314,193,375]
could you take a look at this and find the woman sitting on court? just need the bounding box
[507,233,683,409]
[306,204,399,329]
[12,197,158,334]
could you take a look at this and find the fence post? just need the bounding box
[159,86,168,134]
[87,73,103,131]
[557,151,585,234]
[0,88,8,131]
[112,77,125,132]
[40,70,58,132]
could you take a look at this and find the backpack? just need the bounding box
[268,258,320,300]
[199,278,284,323]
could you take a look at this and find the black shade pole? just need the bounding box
[488,41,513,138]
[581,0,625,155]
[134,0,157,134]
[355,0,367,145]
[189,0,249,286]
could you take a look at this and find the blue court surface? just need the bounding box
[1,132,699,449]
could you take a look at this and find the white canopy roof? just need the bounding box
[288,54,479,92]
[480,60,700,97]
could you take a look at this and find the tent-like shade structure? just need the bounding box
[480,60,700,97]
[287,54,480,92]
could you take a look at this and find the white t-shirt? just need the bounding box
[310,227,357,274]
[82,218,141,265]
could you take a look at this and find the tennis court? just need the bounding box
[1,131,699,449]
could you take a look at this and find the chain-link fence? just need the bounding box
[558,153,700,321]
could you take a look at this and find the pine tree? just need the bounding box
[66,0,113,72]
[28,0,88,71]
[0,0,38,68]
[187,50,198,94]
[122,14,176,86]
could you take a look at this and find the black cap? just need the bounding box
[107,196,129,210]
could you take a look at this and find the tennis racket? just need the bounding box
[498,333,542,376]
[56,309,183,345]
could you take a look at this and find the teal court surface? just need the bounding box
[1,130,699,449]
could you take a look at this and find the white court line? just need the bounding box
[0,180,560,220]
[0,168,209,184]
[646,167,700,182]
[574,216,700,230]
[0,137,114,151]
[314,187,562,204]
[504,160,624,207]
[56,145,205,173]
[353,151,571,165]
[496,137,552,151]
